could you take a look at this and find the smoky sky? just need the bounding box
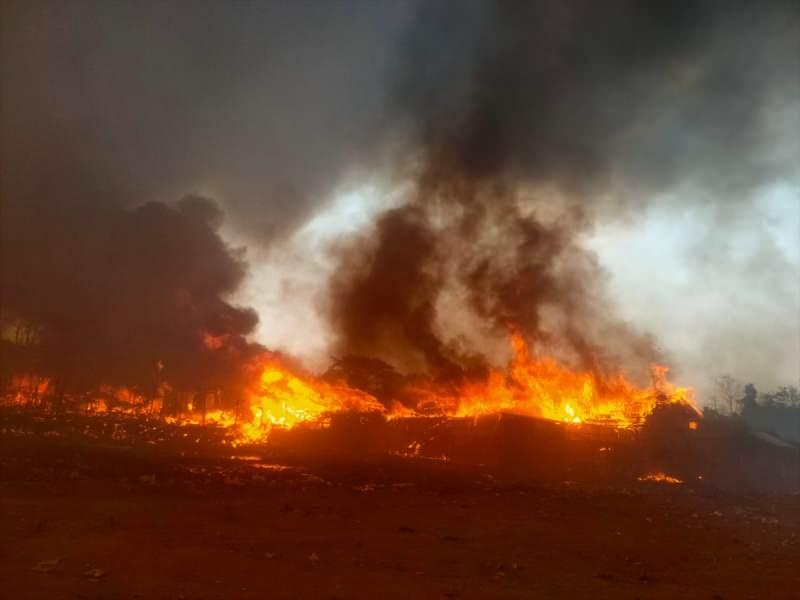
[326,0,799,383]
[390,0,799,199]
[1,195,260,393]
[4,1,795,224]
[1,1,413,236]
[2,1,798,395]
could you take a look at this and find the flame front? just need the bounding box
[235,331,696,442]
[239,364,384,442]
[2,331,697,444]
[450,332,694,428]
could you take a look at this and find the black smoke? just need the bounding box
[390,0,798,198]
[2,1,797,395]
[1,195,260,397]
[324,0,799,389]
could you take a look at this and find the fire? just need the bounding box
[445,332,695,428]
[5,375,50,405]
[232,330,696,442]
[2,329,697,445]
[202,332,227,350]
[240,362,384,442]
[638,472,684,484]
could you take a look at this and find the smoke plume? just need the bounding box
[326,0,799,385]
[2,1,798,398]
[1,195,260,394]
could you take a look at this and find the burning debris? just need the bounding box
[638,472,684,485]
[2,327,696,446]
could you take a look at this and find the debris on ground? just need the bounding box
[83,568,108,579]
[31,559,61,574]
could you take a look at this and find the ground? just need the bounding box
[1,440,799,600]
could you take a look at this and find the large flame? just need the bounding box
[448,332,694,427]
[236,331,696,442]
[2,331,697,444]
[238,364,384,442]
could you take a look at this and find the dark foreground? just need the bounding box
[1,440,799,600]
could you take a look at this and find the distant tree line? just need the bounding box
[711,375,800,415]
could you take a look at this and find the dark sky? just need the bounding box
[1,1,415,237]
[4,2,797,228]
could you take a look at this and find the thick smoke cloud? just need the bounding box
[2,1,798,397]
[390,0,798,199]
[326,0,799,383]
[0,1,412,237]
[326,172,663,382]
[1,1,410,394]
[1,195,260,394]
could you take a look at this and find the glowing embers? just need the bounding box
[3,375,50,406]
[638,472,684,484]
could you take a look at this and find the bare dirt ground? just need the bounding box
[2,439,799,600]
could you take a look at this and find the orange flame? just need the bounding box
[446,332,695,428]
[4,375,50,405]
[2,330,698,445]
[239,363,384,442]
[234,331,696,442]
[638,471,684,484]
